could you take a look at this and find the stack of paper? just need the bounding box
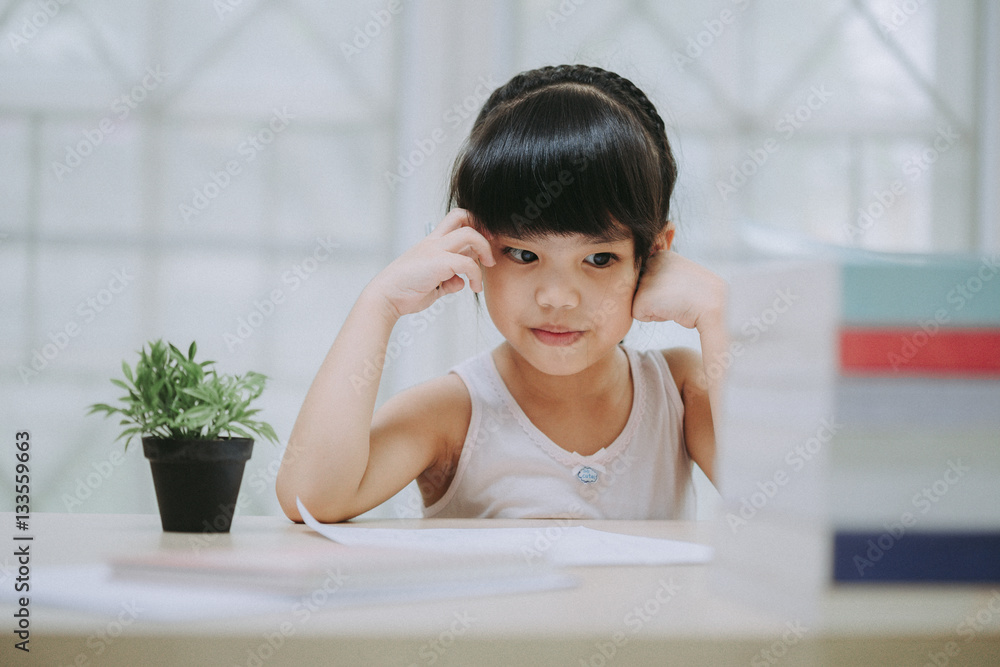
[13,543,573,624]
[111,541,577,608]
[831,258,1000,582]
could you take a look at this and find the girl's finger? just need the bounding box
[443,225,495,267]
[427,208,471,238]
[447,254,485,292]
[438,274,466,294]
[458,211,489,238]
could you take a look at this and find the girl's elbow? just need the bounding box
[276,478,360,524]
[275,477,304,523]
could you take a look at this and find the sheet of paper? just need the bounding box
[298,499,713,566]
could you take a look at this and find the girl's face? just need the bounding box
[480,232,640,376]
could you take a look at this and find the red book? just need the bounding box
[839,328,1000,375]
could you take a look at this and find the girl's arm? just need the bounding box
[632,249,727,485]
[275,209,494,522]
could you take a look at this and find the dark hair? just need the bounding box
[449,64,677,271]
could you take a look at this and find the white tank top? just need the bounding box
[423,346,695,519]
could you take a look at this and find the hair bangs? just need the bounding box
[452,85,663,245]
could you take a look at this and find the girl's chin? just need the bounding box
[509,337,618,377]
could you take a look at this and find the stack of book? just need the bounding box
[713,255,1000,616]
[832,258,1000,583]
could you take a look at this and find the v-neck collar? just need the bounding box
[481,345,645,467]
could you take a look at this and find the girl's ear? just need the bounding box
[652,222,675,253]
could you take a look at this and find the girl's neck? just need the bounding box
[493,342,630,408]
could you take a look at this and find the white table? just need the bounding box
[2,512,998,665]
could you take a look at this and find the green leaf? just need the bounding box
[257,422,279,443]
[180,386,211,402]
[88,339,278,448]
[226,424,251,438]
[109,378,130,391]
[178,405,216,426]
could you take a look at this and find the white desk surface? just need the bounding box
[2,512,998,666]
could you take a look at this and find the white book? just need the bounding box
[712,260,839,620]
[835,378,1000,429]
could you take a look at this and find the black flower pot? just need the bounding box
[142,437,253,533]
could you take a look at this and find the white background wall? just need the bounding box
[1,0,997,519]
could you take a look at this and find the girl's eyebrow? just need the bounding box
[494,233,629,247]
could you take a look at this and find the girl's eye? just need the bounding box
[504,247,537,263]
[585,252,616,267]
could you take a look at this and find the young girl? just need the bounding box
[276,65,727,523]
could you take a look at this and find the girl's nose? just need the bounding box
[535,274,580,309]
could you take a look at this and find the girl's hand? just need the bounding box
[368,208,495,320]
[632,250,726,331]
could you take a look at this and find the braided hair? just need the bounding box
[449,64,677,271]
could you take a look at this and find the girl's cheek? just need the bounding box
[613,268,639,298]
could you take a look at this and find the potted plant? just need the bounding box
[89,340,278,533]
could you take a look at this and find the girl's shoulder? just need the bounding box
[421,371,473,427]
[375,371,472,456]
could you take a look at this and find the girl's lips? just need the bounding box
[531,329,584,346]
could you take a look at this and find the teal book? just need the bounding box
[841,257,1000,326]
